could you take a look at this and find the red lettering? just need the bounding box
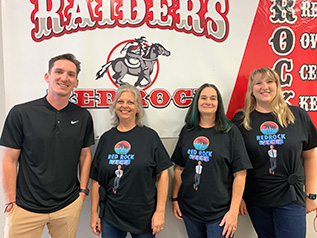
[139,90,149,107]
[96,90,116,107]
[173,89,193,107]
[75,90,95,107]
[148,89,171,108]
[74,88,196,108]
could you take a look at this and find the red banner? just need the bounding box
[228,0,317,127]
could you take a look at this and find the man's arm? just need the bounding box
[78,146,92,200]
[1,146,20,204]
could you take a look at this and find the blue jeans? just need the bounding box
[247,202,306,238]
[194,174,201,188]
[182,214,228,238]
[101,219,155,238]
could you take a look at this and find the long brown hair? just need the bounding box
[185,83,232,133]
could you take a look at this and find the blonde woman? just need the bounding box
[232,67,317,238]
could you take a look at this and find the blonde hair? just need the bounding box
[110,85,144,127]
[240,67,294,130]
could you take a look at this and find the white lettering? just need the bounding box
[205,0,227,39]
[299,64,317,81]
[66,0,95,31]
[31,0,230,42]
[176,0,203,33]
[299,96,317,111]
[98,0,115,26]
[301,1,317,18]
[119,0,146,24]
[149,0,173,26]
[299,33,317,49]
[34,0,63,39]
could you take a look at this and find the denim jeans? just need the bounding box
[182,214,228,238]
[101,219,155,238]
[247,202,306,238]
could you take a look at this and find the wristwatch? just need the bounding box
[79,188,90,196]
[306,193,317,200]
[170,197,178,202]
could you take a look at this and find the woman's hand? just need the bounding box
[151,210,165,234]
[219,209,238,238]
[90,212,101,236]
[90,180,101,235]
[172,201,183,220]
[239,198,248,216]
[306,197,317,214]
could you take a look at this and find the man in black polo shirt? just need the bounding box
[1,53,95,238]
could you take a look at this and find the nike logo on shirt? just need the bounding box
[71,120,79,124]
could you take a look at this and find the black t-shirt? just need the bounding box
[171,125,252,223]
[232,106,317,207]
[0,97,95,213]
[90,126,172,234]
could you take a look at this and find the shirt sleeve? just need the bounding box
[153,130,173,174]
[171,127,186,167]
[230,125,253,173]
[298,107,317,150]
[231,111,244,127]
[0,106,24,149]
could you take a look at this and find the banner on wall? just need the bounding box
[227,0,317,123]
[1,0,316,138]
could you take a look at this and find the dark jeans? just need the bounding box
[247,202,306,238]
[101,219,155,238]
[182,214,228,238]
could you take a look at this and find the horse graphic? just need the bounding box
[96,43,171,88]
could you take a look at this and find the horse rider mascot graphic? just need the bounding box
[96,36,171,88]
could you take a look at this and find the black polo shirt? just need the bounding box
[0,96,95,213]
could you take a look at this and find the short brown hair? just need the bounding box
[48,53,81,76]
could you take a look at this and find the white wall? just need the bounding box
[0,0,7,233]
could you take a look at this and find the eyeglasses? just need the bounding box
[4,201,15,213]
